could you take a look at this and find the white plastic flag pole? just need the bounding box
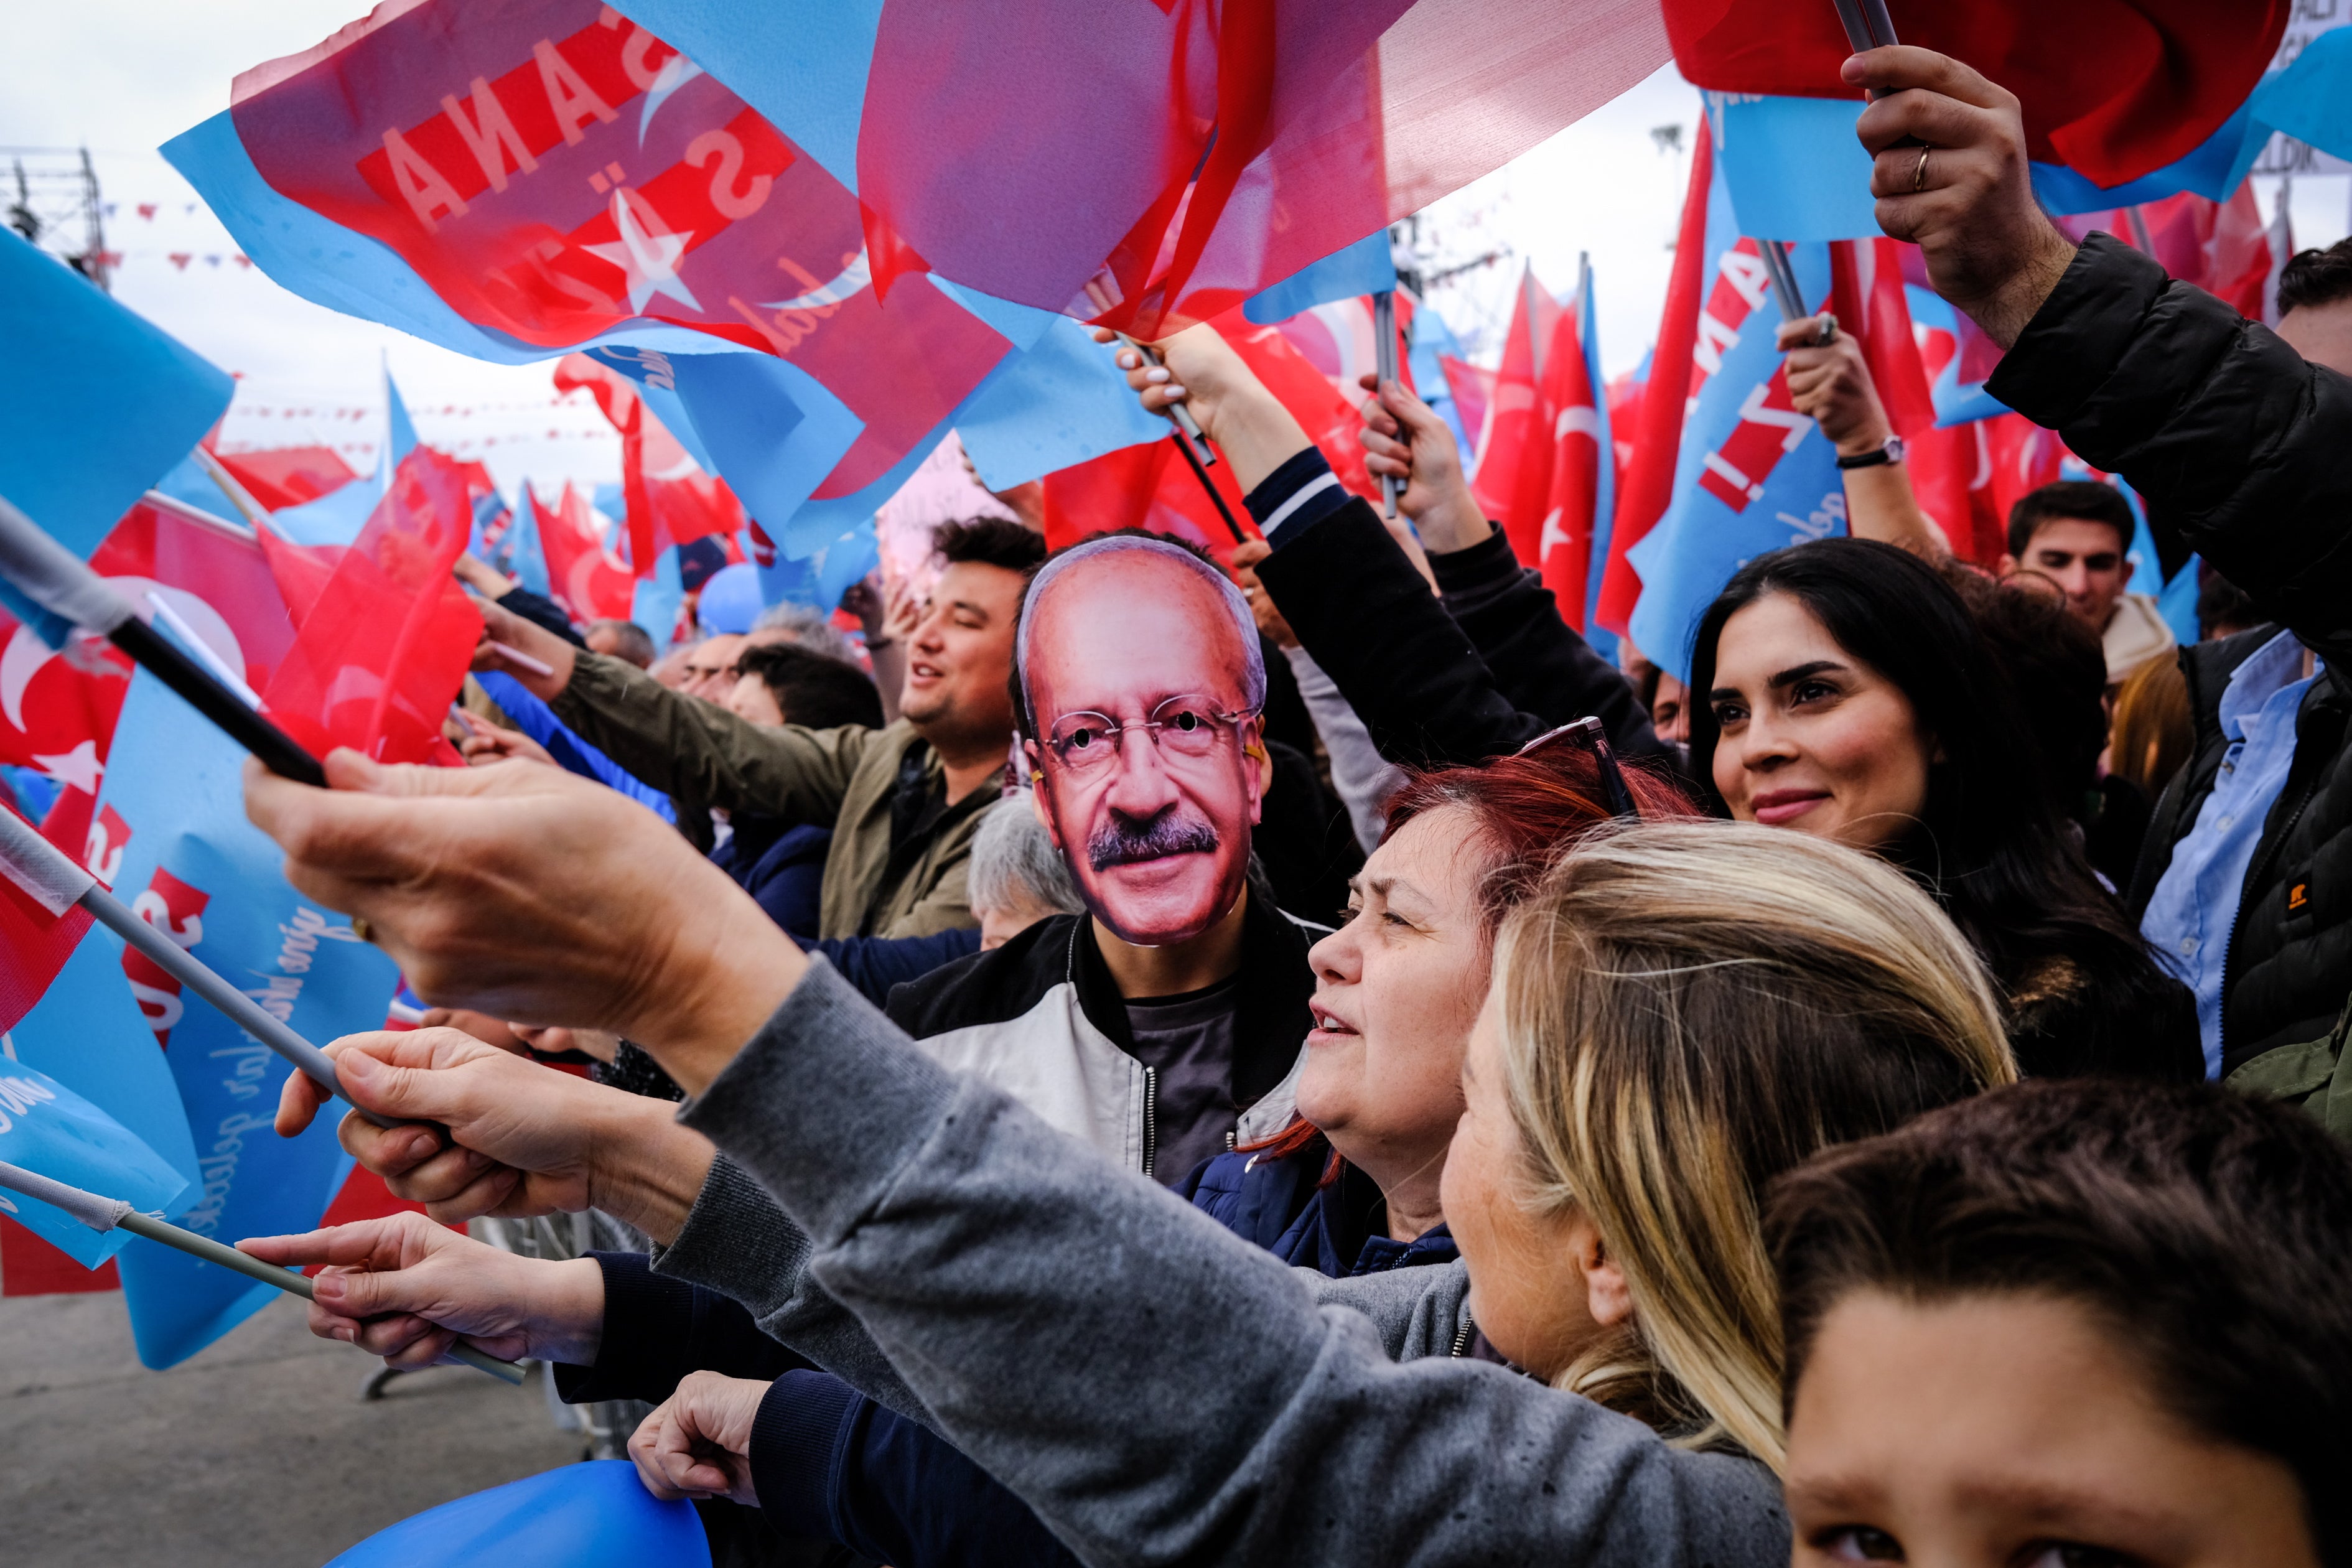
[0,1159,525,1384]
[0,804,393,1129]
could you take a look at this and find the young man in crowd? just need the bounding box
[472,517,1043,940]
[886,531,1315,1181]
[1997,480,2172,688]
[1772,1078,2350,1568]
[721,643,884,734]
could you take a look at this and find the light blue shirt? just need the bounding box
[2140,629,2318,1080]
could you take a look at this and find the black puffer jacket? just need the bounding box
[1992,231,2352,1075]
[2124,627,2352,1075]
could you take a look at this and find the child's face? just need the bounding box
[1784,1288,2318,1568]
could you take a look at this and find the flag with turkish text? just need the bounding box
[93,668,403,1366]
[1625,174,1844,682]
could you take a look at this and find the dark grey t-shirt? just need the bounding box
[1124,978,1241,1184]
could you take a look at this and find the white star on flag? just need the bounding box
[584,190,701,314]
[1538,506,1571,563]
[30,740,103,795]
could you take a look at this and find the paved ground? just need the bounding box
[0,1288,582,1566]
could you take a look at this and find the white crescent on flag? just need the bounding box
[760,249,872,314]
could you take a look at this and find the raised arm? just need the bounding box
[245,758,1785,1568]
[1852,42,2352,665]
[1775,316,1948,560]
[471,596,870,846]
[1113,327,1551,767]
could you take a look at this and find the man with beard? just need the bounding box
[887,532,1318,1183]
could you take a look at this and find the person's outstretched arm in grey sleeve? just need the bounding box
[671,961,1786,1568]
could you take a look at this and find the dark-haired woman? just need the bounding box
[1690,538,2196,1079]
[1113,324,2196,1081]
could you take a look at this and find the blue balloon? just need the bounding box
[328,1462,709,1568]
[697,562,763,633]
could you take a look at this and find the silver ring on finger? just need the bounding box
[1913,146,1931,193]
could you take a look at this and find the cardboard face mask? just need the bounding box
[1020,539,1266,949]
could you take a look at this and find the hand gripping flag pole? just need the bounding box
[0,1158,526,1384]
[0,490,327,786]
[1109,334,1250,545]
[0,801,396,1129]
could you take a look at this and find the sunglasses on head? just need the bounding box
[1513,716,1640,819]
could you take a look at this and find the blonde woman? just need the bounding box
[249,760,2015,1566]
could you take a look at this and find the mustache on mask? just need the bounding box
[1088,809,1221,871]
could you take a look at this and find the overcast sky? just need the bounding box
[6,3,2346,500]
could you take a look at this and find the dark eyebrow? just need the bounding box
[1768,660,1846,689]
[1707,659,1847,707]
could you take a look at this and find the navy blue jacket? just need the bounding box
[560,1139,1451,1567]
[711,817,831,940]
[807,926,982,1010]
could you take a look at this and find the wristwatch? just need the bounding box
[1836,436,1906,470]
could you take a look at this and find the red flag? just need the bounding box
[1660,0,2287,190]
[208,445,358,512]
[854,0,1669,336]
[1040,440,1254,568]
[535,482,637,624]
[1534,291,1603,630]
[2066,187,2275,322]
[555,352,747,556]
[1443,356,1497,469]
[0,802,92,1035]
[0,494,301,798]
[1598,116,1714,636]
[259,448,484,765]
[1830,237,1936,441]
[1471,267,1565,566]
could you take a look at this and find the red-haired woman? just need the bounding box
[1182,735,1691,1285]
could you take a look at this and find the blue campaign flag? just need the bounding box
[1626,177,1842,683]
[2244,26,2352,166]
[503,485,552,598]
[630,544,686,650]
[1709,93,1880,243]
[0,230,234,640]
[94,670,401,1367]
[4,935,202,1209]
[330,1462,709,1568]
[952,317,1169,492]
[0,1062,188,1269]
[149,452,244,520]
[1243,230,1399,325]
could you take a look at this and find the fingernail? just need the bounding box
[1144,366,1170,384]
[341,1052,376,1079]
[1164,385,1186,399]
[406,1131,438,1162]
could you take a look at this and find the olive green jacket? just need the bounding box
[548,651,999,940]
[2228,988,2352,1144]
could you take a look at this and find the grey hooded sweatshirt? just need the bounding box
[666,958,1789,1568]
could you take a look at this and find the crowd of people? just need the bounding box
[225,47,2352,1568]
